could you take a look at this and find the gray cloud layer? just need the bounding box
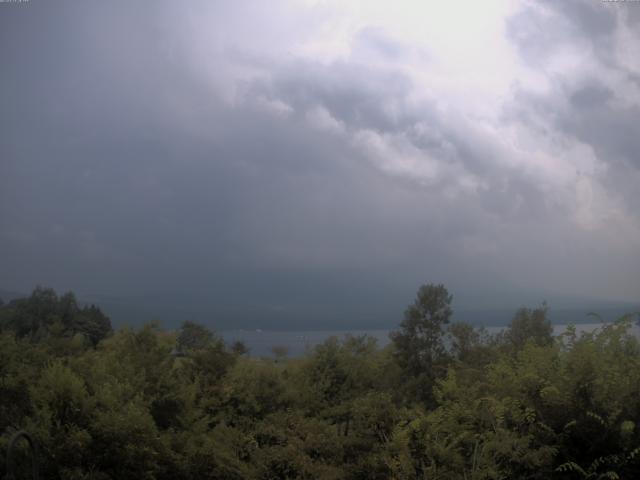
[1,0,639,327]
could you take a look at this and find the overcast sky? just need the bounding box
[1,0,639,326]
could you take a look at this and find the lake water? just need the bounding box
[221,322,636,357]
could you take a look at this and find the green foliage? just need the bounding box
[177,320,215,352]
[222,359,290,422]
[390,283,453,404]
[2,285,640,479]
[503,303,554,352]
[0,286,112,346]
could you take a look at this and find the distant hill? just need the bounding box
[455,306,640,328]
[66,293,640,331]
[2,287,637,331]
[0,289,25,303]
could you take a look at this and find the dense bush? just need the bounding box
[1,286,639,479]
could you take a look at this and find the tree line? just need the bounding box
[1,284,639,479]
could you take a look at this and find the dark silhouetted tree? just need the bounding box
[505,303,553,352]
[390,283,453,403]
[177,320,214,352]
[0,287,111,345]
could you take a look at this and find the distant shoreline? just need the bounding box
[221,321,640,357]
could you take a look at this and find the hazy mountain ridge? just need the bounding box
[2,288,637,331]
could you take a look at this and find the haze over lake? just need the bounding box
[224,322,640,357]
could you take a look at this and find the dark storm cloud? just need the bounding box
[1,0,638,327]
[569,83,613,109]
[563,100,640,169]
[243,59,413,134]
[504,0,640,214]
[507,0,618,67]
[0,1,451,313]
[543,0,617,38]
[245,53,546,218]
